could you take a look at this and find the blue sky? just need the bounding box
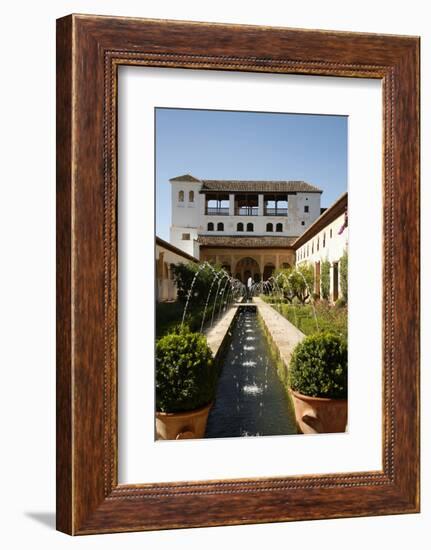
[155,108,347,241]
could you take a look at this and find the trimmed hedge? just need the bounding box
[288,332,347,398]
[155,327,217,413]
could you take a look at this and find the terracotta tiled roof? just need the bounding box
[169,174,202,182]
[198,235,297,248]
[169,174,322,193]
[200,180,322,193]
[156,236,198,263]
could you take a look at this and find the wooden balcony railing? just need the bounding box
[205,207,230,216]
[264,208,288,216]
[235,207,259,216]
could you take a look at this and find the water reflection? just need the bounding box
[205,307,297,438]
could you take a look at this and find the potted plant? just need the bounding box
[288,332,347,434]
[155,327,217,440]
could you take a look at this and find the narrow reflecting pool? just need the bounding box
[205,306,297,438]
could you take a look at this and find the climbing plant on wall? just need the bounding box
[321,260,330,300]
[339,250,348,301]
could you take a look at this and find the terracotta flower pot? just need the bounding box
[155,402,213,440]
[289,389,347,434]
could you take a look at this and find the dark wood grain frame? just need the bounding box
[56,14,420,535]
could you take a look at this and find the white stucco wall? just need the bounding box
[296,210,348,301]
[170,177,322,256]
[170,180,203,258]
[296,211,348,265]
[169,226,199,257]
[170,181,203,228]
[155,242,197,301]
[199,192,321,236]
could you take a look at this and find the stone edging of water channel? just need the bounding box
[205,304,241,361]
[253,297,305,375]
[205,299,306,376]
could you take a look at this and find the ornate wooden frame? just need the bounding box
[56,14,420,535]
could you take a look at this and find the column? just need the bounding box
[229,194,235,216]
[329,263,334,302]
[259,254,264,280]
[258,194,264,216]
[200,192,206,217]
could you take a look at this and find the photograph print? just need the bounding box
[155,108,348,440]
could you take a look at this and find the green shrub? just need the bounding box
[320,260,330,300]
[339,251,348,301]
[156,327,217,412]
[171,262,225,305]
[274,264,314,304]
[156,300,224,340]
[335,296,347,309]
[288,333,347,398]
[270,301,347,339]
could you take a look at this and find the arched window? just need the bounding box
[266,223,273,232]
[237,222,244,232]
[207,222,214,231]
[178,190,184,202]
[317,237,320,251]
[189,190,194,202]
[217,222,224,231]
[276,223,283,232]
[323,232,326,247]
[246,223,254,232]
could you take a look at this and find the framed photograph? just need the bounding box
[56,14,420,534]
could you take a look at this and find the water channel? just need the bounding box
[205,306,297,438]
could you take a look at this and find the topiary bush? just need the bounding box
[288,332,347,398]
[156,327,217,413]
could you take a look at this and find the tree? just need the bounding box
[274,263,314,304]
[171,262,226,305]
[339,250,348,301]
[272,266,295,302]
[320,259,330,300]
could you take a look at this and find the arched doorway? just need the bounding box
[263,263,275,281]
[235,257,261,284]
[221,264,231,276]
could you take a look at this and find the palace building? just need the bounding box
[168,174,323,282]
[294,192,348,302]
[155,236,198,302]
